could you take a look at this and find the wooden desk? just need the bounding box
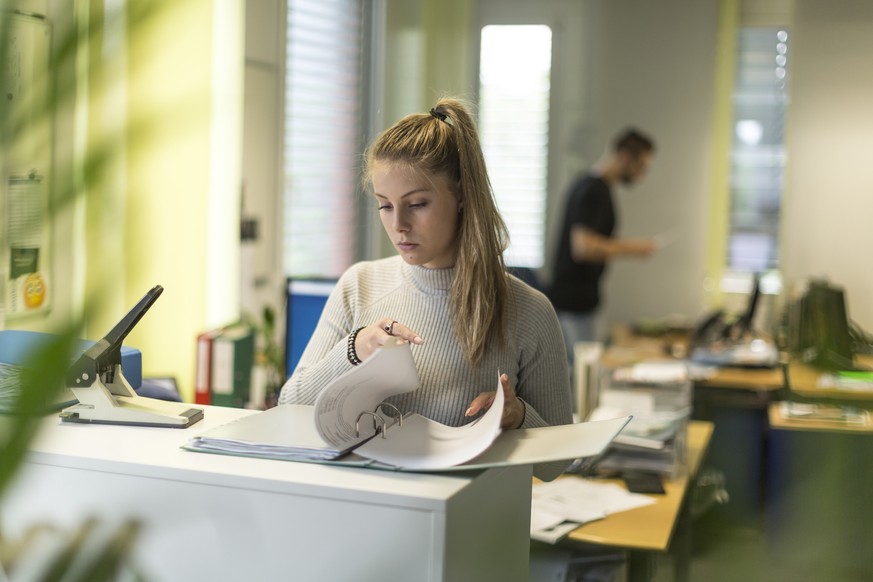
[604,324,784,393]
[785,354,873,401]
[565,420,714,551]
[2,405,532,582]
[696,366,783,392]
[605,325,783,527]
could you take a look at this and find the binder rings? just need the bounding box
[184,339,631,472]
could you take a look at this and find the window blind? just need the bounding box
[479,25,552,269]
[727,27,789,272]
[283,0,363,277]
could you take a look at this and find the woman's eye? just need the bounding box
[409,202,427,209]
[378,204,391,211]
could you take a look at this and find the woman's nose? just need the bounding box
[393,209,410,232]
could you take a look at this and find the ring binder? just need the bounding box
[376,402,403,427]
[183,342,631,472]
[356,410,388,439]
[355,402,406,439]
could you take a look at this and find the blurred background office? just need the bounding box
[2,0,871,413]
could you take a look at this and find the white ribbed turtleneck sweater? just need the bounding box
[279,256,572,430]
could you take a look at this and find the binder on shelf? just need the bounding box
[184,339,631,473]
[210,324,255,408]
[194,329,221,405]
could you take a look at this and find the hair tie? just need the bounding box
[429,108,448,122]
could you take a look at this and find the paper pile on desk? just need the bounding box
[530,476,655,544]
[0,363,23,412]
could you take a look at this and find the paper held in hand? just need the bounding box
[313,338,505,469]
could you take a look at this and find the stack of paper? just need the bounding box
[779,401,870,426]
[530,477,656,543]
[611,361,688,384]
[589,360,693,477]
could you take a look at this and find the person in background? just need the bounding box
[279,97,572,435]
[546,128,658,362]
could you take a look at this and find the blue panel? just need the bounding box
[285,279,336,378]
[0,329,142,388]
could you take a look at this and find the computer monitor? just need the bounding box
[692,274,761,346]
[735,274,761,337]
[285,278,336,378]
[794,279,857,371]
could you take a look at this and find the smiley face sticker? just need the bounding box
[23,272,47,309]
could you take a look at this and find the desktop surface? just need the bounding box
[604,324,784,392]
[786,354,873,401]
[21,405,487,505]
[563,420,714,552]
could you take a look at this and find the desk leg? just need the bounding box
[672,491,692,582]
[627,550,655,582]
[626,504,692,582]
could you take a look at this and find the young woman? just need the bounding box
[279,98,571,432]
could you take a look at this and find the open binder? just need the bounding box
[184,340,631,472]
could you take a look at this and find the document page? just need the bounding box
[354,378,504,470]
[530,477,656,543]
[314,338,420,448]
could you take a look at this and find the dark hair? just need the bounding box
[613,128,656,157]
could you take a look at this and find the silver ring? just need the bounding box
[384,320,398,335]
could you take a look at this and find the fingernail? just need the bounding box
[413,336,424,345]
[465,407,473,416]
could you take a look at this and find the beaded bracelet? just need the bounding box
[347,326,366,366]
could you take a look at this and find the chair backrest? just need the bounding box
[507,266,542,291]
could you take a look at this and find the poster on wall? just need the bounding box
[2,12,52,320]
[5,172,50,316]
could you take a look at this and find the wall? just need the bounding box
[397,0,720,331]
[577,0,720,326]
[371,0,472,257]
[240,0,285,328]
[781,0,873,330]
[3,0,244,402]
[123,0,243,399]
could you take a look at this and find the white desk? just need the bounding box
[2,405,532,581]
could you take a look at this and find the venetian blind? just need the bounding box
[727,27,790,272]
[479,24,552,269]
[283,0,364,277]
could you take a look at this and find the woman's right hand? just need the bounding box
[354,319,424,361]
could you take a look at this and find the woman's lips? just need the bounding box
[397,241,417,251]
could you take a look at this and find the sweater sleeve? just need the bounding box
[509,283,574,430]
[277,268,359,405]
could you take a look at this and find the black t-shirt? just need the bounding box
[547,175,616,313]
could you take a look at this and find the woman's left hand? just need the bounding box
[465,374,525,429]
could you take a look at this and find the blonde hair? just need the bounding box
[363,97,510,366]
